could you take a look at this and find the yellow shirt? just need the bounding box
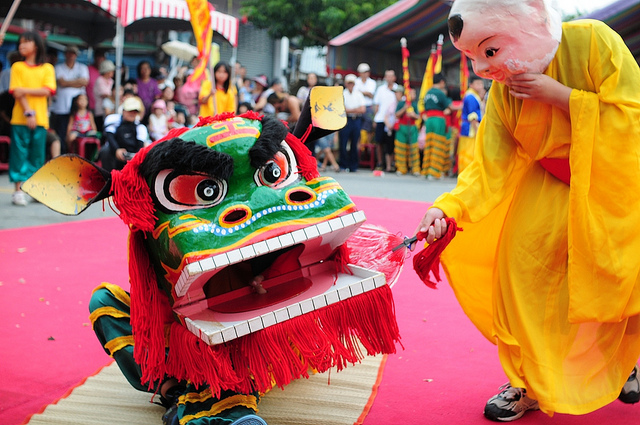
[434,20,640,415]
[10,61,56,128]
[199,80,237,117]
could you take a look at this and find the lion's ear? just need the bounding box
[292,86,346,142]
[22,154,112,216]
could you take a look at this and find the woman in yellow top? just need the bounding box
[415,0,640,421]
[9,31,56,206]
[199,62,237,117]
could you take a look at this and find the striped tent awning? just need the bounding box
[328,0,456,80]
[1,0,238,47]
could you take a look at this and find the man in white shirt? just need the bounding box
[339,74,366,172]
[51,45,89,152]
[354,63,377,138]
[373,69,398,171]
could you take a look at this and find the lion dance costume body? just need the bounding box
[24,87,403,425]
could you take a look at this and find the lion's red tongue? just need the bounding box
[209,276,312,313]
[208,244,309,313]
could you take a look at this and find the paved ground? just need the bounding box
[0,169,457,230]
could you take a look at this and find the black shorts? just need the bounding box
[374,123,394,154]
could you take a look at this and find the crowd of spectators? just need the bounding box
[0,41,330,206]
[0,37,481,207]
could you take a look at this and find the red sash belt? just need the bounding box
[397,115,416,126]
[423,110,446,119]
[539,157,570,185]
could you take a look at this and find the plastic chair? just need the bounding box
[359,143,376,170]
[77,137,101,161]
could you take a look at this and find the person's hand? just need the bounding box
[25,115,36,130]
[413,207,447,246]
[115,148,127,162]
[505,73,572,111]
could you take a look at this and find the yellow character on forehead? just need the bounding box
[206,117,261,148]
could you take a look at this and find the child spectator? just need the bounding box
[165,99,177,127]
[66,93,98,153]
[172,109,187,129]
[199,62,237,117]
[99,97,149,172]
[316,133,340,172]
[238,78,253,105]
[148,99,169,141]
[237,102,253,115]
[9,31,56,206]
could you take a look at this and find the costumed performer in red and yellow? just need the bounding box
[414,0,640,421]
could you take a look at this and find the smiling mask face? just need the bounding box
[448,0,562,83]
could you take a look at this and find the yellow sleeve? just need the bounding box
[433,84,531,223]
[44,63,57,93]
[9,62,23,92]
[565,20,640,322]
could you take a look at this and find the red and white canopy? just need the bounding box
[87,0,238,46]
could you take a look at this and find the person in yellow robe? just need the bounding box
[415,0,640,421]
[199,62,237,117]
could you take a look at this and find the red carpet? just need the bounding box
[1,196,638,425]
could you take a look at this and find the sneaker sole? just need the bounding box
[619,391,640,404]
[484,404,539,422]
[230,415,268,425]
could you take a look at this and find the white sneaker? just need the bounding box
[619,364,640,404]
[484,383,539,422]
[12,190,28,206]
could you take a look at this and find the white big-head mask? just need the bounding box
[448,0,562,83]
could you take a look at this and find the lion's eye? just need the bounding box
[154,170,227,212]
[254,141,299,189]
[257,153,288,187]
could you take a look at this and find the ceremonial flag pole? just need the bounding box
[460,53,469,94]
[400,37,414,113]
[0,0,22,42]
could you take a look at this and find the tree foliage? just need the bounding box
[240,0,396,46]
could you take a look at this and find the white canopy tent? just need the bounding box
[1,0,239,106]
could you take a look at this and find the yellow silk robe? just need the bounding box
[434,20,640,415]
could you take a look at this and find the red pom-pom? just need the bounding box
[412,218,461,288]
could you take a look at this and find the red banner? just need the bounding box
[400,38,414,113]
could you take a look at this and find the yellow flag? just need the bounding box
[417,34,443,116]
[186,0,213,84]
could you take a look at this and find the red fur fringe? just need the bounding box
[285,131,320,181]
[164,284,400,397]
[196,112,237,127]
[128,231,174,387]
[127,231,400,396]
[413,217,462,288]
[110,149,156,232]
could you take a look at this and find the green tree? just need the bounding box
[240,0,396,46]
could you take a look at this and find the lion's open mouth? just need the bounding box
[171,210,388,345]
